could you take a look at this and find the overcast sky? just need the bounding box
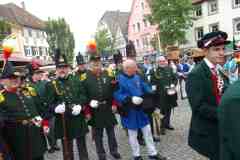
[0,0,132,52]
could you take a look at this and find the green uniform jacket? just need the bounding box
[151,66,178,113]
[186,60,229,159]
[0,88,46,160]
[81,71,117,128]
[218,80,240,160]
[46,74,88,140]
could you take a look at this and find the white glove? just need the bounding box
[132,96,143,105]
[90,100,99,108]
[152,85,157,91]
[31,116,43,127]
[55,103,66,114]
[72,105,82,116]
[43,126,50,135]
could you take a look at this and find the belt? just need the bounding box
[98,100,107,105]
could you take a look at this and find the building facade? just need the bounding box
[128,0,159,59]
[97,11,129,57]
[0,3,50,62]
[184,0,240,49]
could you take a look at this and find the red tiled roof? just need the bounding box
[0,3,45,30]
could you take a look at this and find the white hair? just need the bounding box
[122,59,137,71]
[156,55,166,62]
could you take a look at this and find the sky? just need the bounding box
[0,0,132,52]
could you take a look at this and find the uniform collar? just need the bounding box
[204,58,215,69]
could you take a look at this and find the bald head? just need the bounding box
[123,59,138,76]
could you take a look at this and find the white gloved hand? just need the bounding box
[54,103,66,114]
[32,116,43,127]
[90,100,99,108]
[72,104,82,116]
[132,96,143,105]
[152,85,157,91]
[43,126,50,135]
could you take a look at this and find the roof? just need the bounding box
[192,0,207,4]
[0,3,45,30]
[99,11,130,38]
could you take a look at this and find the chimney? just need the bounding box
[21,1,26,10]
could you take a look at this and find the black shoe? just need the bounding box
[153,137,160,142]
[48,148,55,153]
[134,156,143,160]
[53,145,60,151]
[138,139,145,146]
[149,154,167,160]
[99,156,107,160]
[160,129,166,135]
[165,125,174,130]
[111,152,121,159]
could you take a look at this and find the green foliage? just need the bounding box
[0,20,11,42]
[148,0,194,49]
[94,29,112,55]
[45,17,75,64]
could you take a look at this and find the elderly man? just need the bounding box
[186,31,230,160]
[114,59,166,160]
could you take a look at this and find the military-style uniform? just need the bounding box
[82,70,120,160]
[151,66,178,129]
[0,86,47,160]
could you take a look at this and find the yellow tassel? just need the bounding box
[80,73,87,81]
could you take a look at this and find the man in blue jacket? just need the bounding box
[114,59,166,160]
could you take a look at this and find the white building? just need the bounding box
[0,3,50,62]
[184,0,240,49]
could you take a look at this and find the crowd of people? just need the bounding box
[1,30,240,160]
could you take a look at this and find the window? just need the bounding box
[143,19,148,27]
[141,2,144,10]
[36,31,40,38]
[195,5,202,17]
[28,29,32,37]
[233,0,240,8]
[136,39,140,48]
[208,0,218,15]
[137,22,141,32]
[209,23,219,32]
[31,47,38,56]
[233,18,240,33]
[195,27,204,40]
[24,46,31,56]
[133,24,136,32]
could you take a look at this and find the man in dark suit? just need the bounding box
[186,31,230,160]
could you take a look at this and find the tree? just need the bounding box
[0,20,11,42]
[148,0,193,50]
[45,18,75,64]
[94,29,112,55]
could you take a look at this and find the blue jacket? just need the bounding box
[114,73,152,130]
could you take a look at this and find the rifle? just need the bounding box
[61,113,70,160]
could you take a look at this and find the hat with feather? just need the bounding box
[86,40,101,62]
[25,59,44,77]
[113,50,123,64]
[126,40,137,58]
[76,52,85,65]
[53,48,70,68]
[1,46,25,79]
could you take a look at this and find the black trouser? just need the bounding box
[47,117,57,148]
[162,108,172,128]
[33,156,44,160]
[61,135,89,160]
[94,126,118,159]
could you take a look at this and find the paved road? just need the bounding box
[45,99,208,160]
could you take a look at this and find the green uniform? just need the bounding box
[46,74,88,140]
[218,80,240,160]
[151,66,178,112]
[81,70,117,128]
[0,87,46,160]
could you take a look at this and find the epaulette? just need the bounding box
[23,86,37,97]
[0,89,5,103]
[52,80,63,95]
[80,73,87,81]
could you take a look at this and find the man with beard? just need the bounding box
[46,49,89,160]
[186,31,230,160]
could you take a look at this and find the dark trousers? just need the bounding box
[94,126,118,159]
[33,156,44,160]
[47,118,57,148]
[61,135,89,160]
[162,108,172,128]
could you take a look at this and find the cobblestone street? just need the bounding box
[45,99,208,160]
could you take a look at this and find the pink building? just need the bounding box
[128,0,159,59]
